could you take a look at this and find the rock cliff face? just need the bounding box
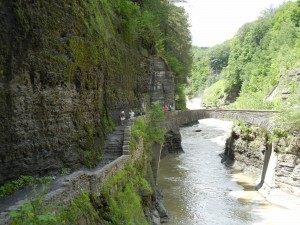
[161,130,183,158]
[223,124,300,196]
[223,134,266,178]
[149,56,175,106]
[276,154,300,195]
[0,1,175,184]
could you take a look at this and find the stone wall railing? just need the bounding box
[161,109,278,132]
[123,125,131,155]
[0,123,142,224]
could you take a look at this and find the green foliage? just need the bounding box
[9,181,57,225]
[101,164,151,225]
[59,193,100,225]
[75,121,103,168]
[155,3,192,107]
[131,104,166,154]
[106,183,149,225]
[248,139,263,151]
[142,0,168,46]
[0,176,53,198]
[81,149,102,168]
[0,176,34,197]
[116,0,141,42]
[275,79,300,131]
[10,164,153,225]
[228,92,276,110]
[165,53,184,75]
[269,127,289,142]
[291,0,300,26]
[175,84,187,109]
[190,1,300,110]
[281,109,300,131]
[10,202,57,225]
[60,168,71,176]
[139,9,161,44]
[208,43,231,74]
[227,2,300,109]
[233,121,265,141]
[235,121,253,140]
[186,47,210,96]
[186,43,230,97]
[10,191,100,225]
[202,79,228,107]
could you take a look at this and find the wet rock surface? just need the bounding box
[161,130,184,159]
[223,131,300,196]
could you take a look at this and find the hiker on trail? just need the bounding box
[164,104,168,112]
[129,109,135,119]
[120,111,126,125]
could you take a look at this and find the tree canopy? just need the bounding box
[188,1,300,112]
[138,0,192,108]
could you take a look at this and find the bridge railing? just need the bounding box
[161,109,279,132]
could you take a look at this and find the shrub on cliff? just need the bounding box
[131,104,166,154]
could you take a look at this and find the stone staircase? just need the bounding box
[0,120,135,221]
[102,120,134,162]
[103,126,124,159]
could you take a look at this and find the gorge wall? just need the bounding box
[0,1,175,185]
[223,123,300,197]
[0,127,169,225]
[0,0,139,184]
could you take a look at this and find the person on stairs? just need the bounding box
[120,110,126,125]
[129,109,135,120]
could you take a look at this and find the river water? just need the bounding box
[157,119,299,225]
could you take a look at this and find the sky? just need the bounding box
[175,0,296,47]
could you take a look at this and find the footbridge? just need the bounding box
[153,109,279,195]
[161,109,278,132]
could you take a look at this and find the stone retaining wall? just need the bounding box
[0,126,144,224]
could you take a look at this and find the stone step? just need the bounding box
[103,154,122,159]
[106,147,122,151]
[105,144,122,148]
[102,152,121,157]
[111,131,124,134]
[123,141,130,145]
[104,148,122,153]
[106,135,123,140]
[105,140,123,145]
[102,123,131,159]
[101,154,121,161]
[106,141,123,145]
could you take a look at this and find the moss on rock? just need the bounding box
[0,0,149,183]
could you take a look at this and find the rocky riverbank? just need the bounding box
[221,121,300,208]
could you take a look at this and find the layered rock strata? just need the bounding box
[223,124,300,196]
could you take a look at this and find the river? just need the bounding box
[157,118,299,225]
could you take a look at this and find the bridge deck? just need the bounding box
[161,109,278,132]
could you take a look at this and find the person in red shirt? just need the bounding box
[164,104,168,112]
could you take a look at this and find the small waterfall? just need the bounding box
[186,96,203,109]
